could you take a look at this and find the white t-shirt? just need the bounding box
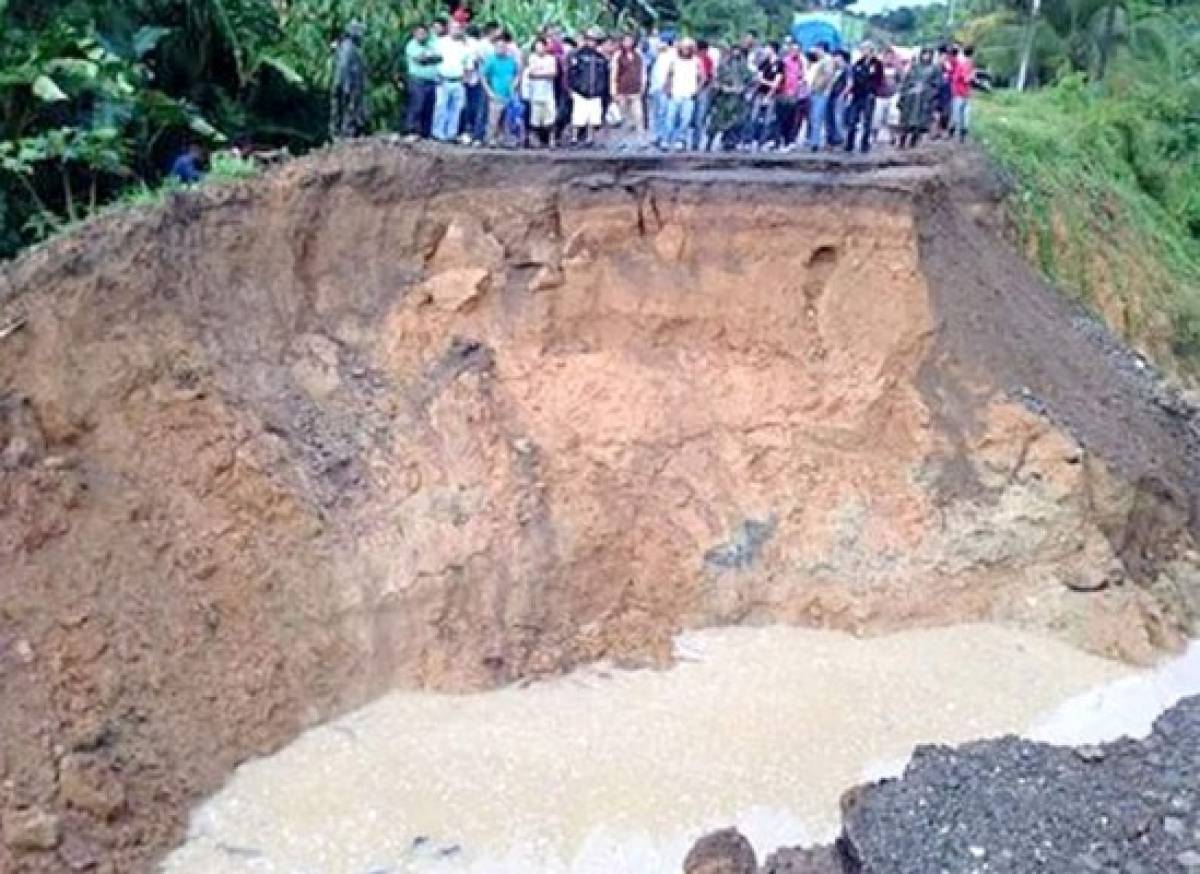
[525,52,557,103]
[437,36,473,80]
[650,47,676,92]
[465,36,488,84]
[668,55,701,99]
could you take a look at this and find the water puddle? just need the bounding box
[162,625,1200,874]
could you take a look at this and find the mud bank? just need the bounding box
[2,144,1200,871]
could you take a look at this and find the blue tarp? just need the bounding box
[791,20,842,52]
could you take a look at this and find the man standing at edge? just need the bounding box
[663,37,702,151]
[844,41,884,154]
[482,31,520,145]
[402,24,440,141]
[331,21,368,139]
[611,32,647,137]
[432,22,472,142]
[567,28,610,147]
[806,41,834,151]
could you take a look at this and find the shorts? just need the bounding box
[530,99,556,128]
[571,95,603,128]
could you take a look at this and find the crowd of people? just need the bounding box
[339,18,983,155]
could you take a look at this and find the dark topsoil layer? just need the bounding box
[2,142,1199,873]
[758,693,1200,874]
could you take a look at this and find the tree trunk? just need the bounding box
[1096,0,1119,80]
[1017,0,1042,91]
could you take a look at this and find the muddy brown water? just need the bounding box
[161,625,1198,874]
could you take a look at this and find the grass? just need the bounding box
[975,80,1200,373]
[11,150,264,258]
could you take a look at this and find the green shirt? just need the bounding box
[405,37,440,81]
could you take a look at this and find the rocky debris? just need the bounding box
[427,217,505,274]
[58,753,126,821]
[2,807,61,852]
[684,828,758,874]
[759,845,842,873]
[419,267,491,312]
[0,391,45,470]
[745,694,1200,874]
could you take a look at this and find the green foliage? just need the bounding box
[977,66,1200,366]
[677,0,768,40]
[0,11,220,247]
[477,0,610,41]
[209,149,259,180]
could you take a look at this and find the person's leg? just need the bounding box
[487,98,502,145]
[663,98,680,148]
[404,78,423,135]
[651,91,666,144]
[461,84,478,141]
[678,97,695,149]
[420,82,436,137]
[473,86,490,143]
[767,99,782,147]
[630,96,645,133]
[691,91,710,150]
[449,83,467,141]
[784,98,796,146]
[807,94,826,150]
[844,97,859,152]
[432,83,450,140]
[859,96,876,152]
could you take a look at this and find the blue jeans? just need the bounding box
[828,94,846,145]
[691,89,713,149]
[432,80,466,141]
[651,90,670,143]
[665,97,696,148]
[807,93,829,149]
[951,96,970,137]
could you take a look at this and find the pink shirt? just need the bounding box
[951,57,975,98]
[782,54,807,98]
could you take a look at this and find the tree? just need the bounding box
[677,0,768,39]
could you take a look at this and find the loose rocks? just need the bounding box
[2,808,61,852]
[683,827,757,874]
[836,695,1200,873]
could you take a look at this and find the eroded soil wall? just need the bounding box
[1,145,1198,872]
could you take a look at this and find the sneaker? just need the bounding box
[457,134,472,146]
[401,134,419,144]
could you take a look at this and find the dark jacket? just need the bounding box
[849,57,885,99]
[568,46,609,99]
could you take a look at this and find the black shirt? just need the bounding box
[757,58,784,96]
[850,56,885,98]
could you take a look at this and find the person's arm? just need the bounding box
[769,65,783,94]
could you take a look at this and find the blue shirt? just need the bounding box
[170,153,203,184]
[482,53,519,100]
